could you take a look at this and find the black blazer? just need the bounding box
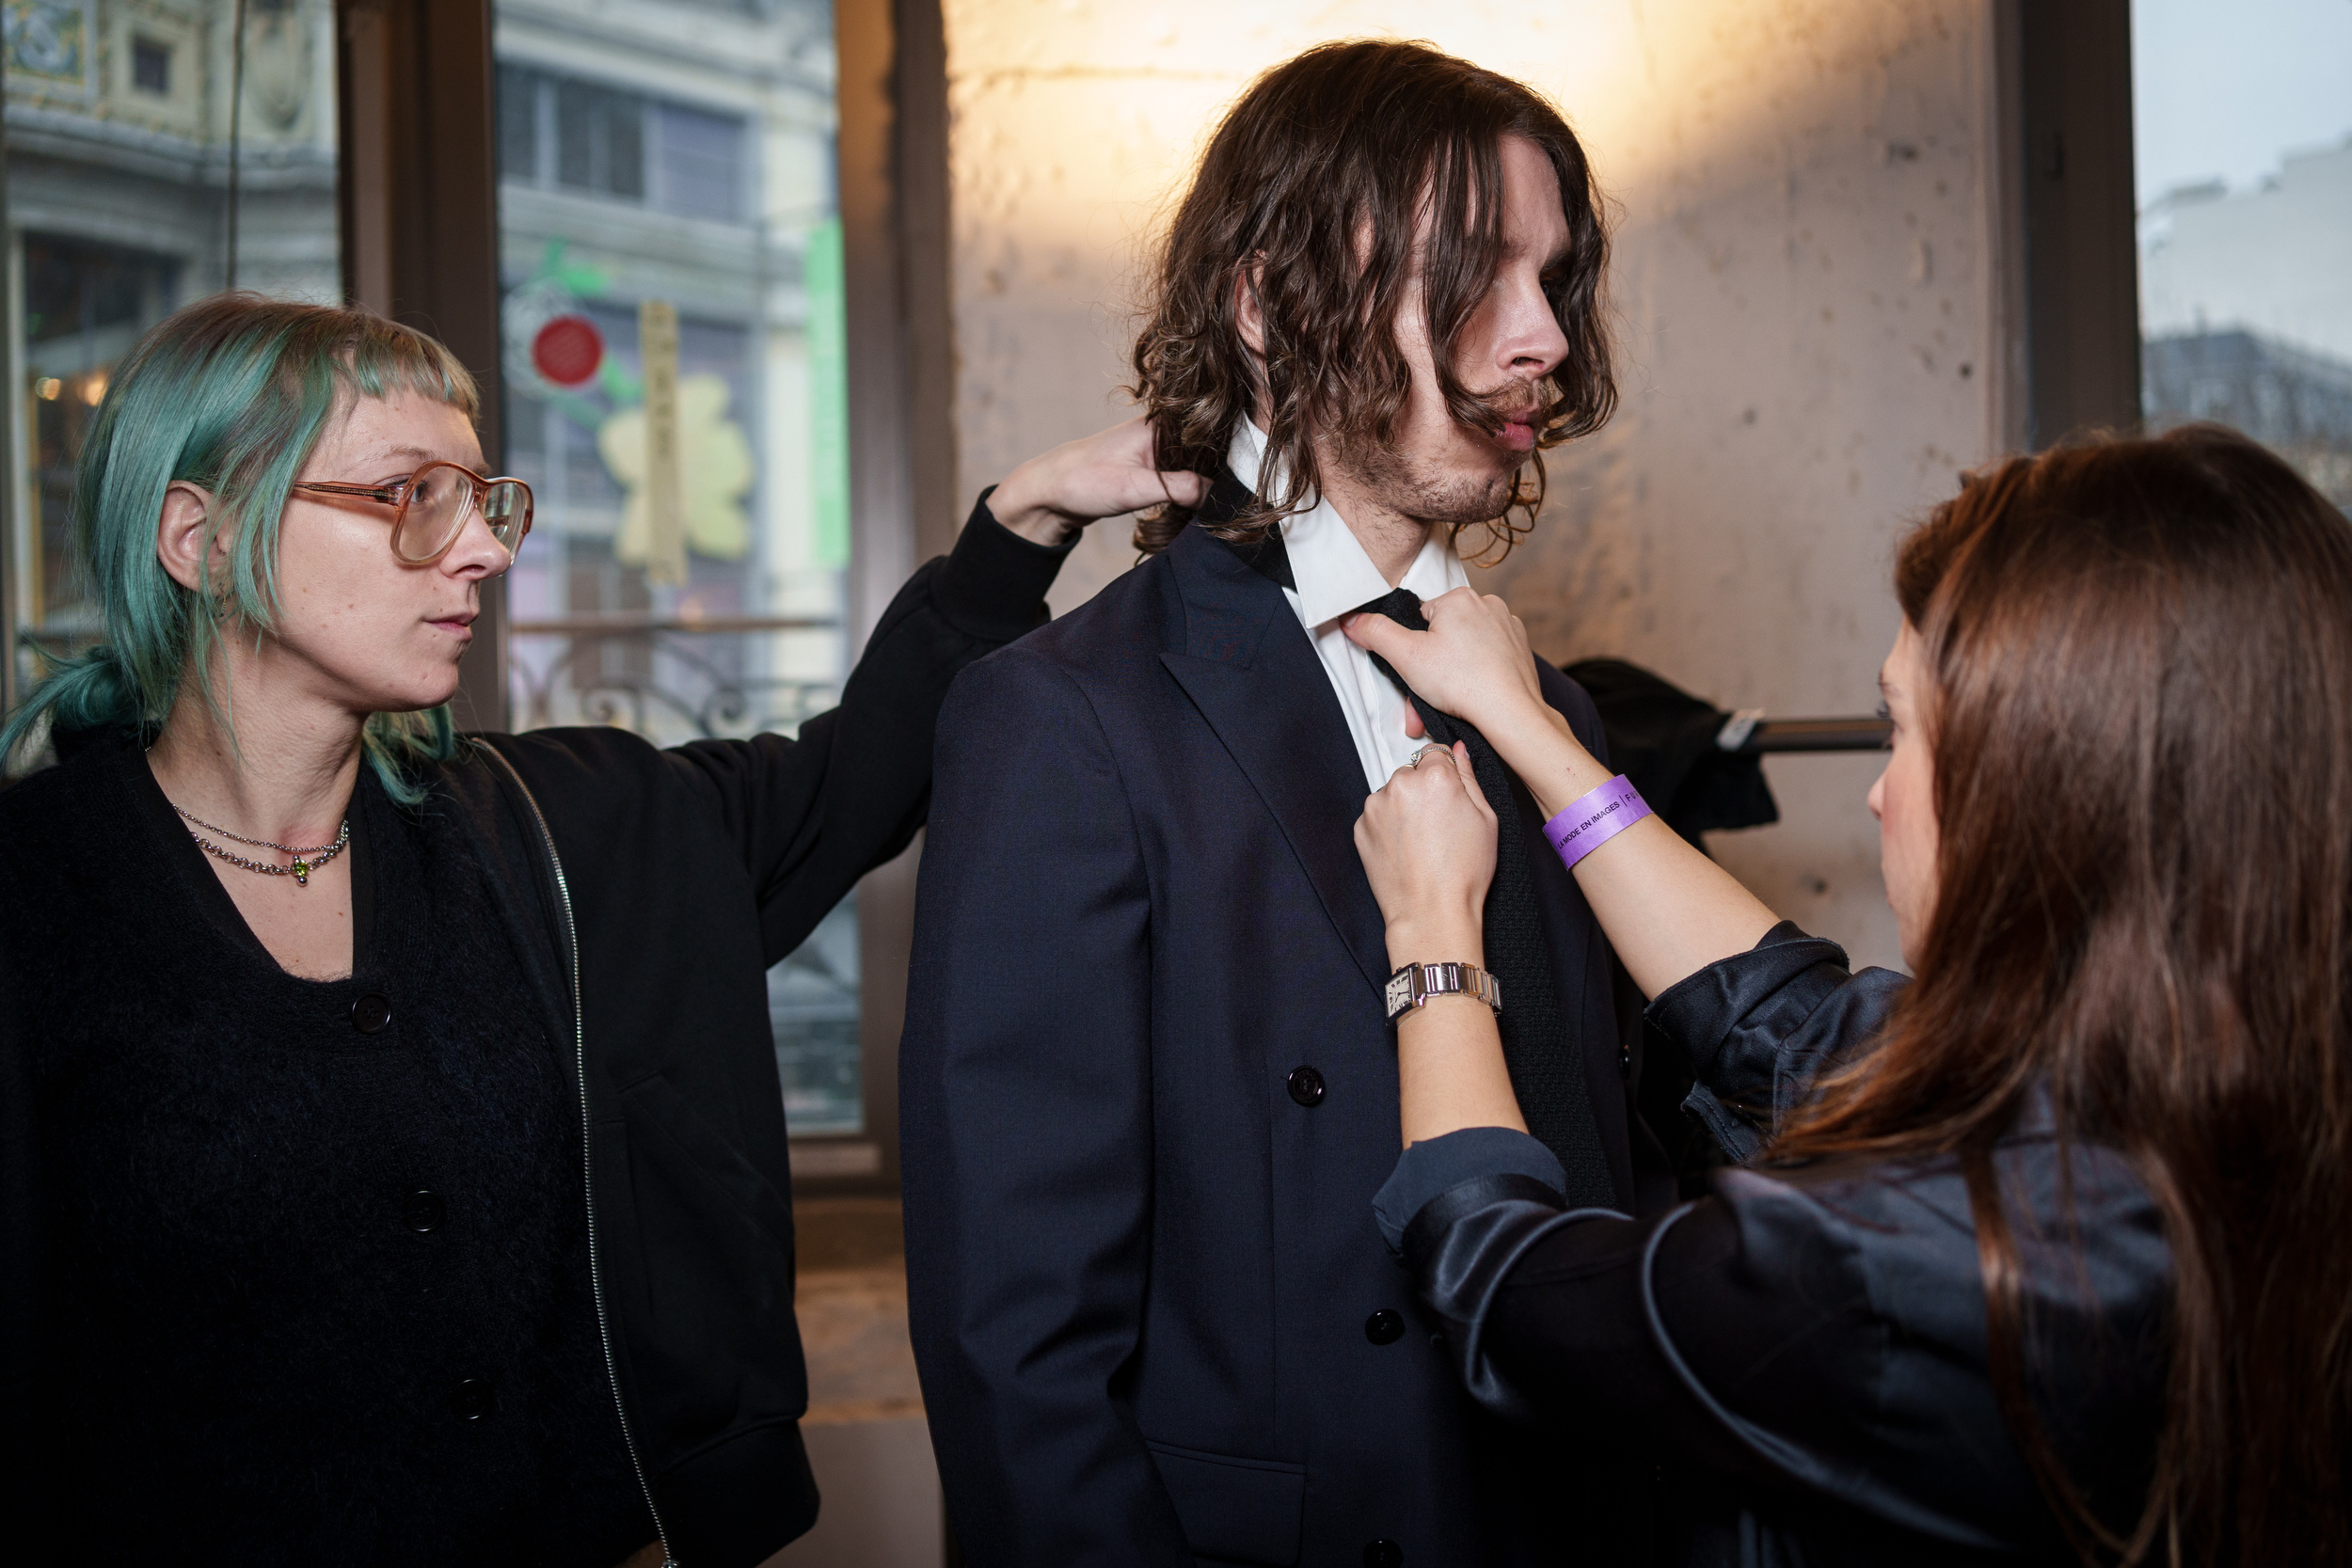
[1389,927,2169,1565]
[900,518,1665,1567]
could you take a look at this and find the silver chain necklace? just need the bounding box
[174,805,350,888]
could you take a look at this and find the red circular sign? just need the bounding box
[532,315,604,387]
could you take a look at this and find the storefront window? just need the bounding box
[6,0,340,691]
[492,0,863,1135]
[2133,0,2352,509]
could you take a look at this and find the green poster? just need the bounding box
[804,217,851,571]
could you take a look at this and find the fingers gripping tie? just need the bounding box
[1354,587,1617,1209]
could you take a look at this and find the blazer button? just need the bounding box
[1285,1066,1326,1107]
[450,1378,495,1420]
[402,1189,446,1233]
[1364,1308,1405,1345]
[1364,1543,1404,1568]
[351,993,392,1035]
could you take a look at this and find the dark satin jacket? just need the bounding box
[1375,925,2170,1566]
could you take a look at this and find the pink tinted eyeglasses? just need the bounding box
[293,460,534,565]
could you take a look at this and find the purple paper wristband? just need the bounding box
[1541,774,1652,871]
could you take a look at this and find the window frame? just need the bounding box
[334,0,940,1195]
[0,109,15,727]
[338,0,510,727]
[1997,0,2142,448]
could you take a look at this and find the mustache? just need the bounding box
[1458,377,1564,438]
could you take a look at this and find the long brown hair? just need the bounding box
[1126,40,1615,559]
[1774,426,2352,1563]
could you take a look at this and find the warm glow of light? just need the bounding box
[79,373,107,406]
[33,377,61,401]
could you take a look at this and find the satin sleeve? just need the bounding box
[1394,1164,2023,1550]
[1380,936,2154,1556]
[1646,921,1909,1162]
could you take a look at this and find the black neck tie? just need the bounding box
[1361,588,1617,1209]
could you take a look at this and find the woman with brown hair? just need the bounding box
[1344,425,2352,1564]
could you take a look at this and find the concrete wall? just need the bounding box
[940,0,2014,971]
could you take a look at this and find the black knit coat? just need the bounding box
[0,503,1066,1567]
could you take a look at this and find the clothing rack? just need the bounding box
[1713,712,1893,754]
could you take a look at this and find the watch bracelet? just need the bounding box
[1383,960,1502,1022]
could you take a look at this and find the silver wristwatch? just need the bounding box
[1384,961,1502,1023]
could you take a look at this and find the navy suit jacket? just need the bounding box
[901,520,1665,1566]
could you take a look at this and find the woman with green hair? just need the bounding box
[0,293,1198,1565]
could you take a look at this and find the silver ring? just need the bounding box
[1408,745,1440,768]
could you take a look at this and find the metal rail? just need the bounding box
[509,613,841,637]
[1734,717,1893,753]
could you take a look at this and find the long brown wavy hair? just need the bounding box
[1773,426,2352,1564]
[1127,40,1615,559]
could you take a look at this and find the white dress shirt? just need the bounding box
[1228,420,1470,793]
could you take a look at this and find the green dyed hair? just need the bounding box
[0,293,482,801]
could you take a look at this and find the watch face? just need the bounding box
[1385,973,1412,1019]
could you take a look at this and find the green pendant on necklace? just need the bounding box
[170,803,349,887]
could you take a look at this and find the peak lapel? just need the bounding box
[1157,525,1391,996]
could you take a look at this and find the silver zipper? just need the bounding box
[484,743,676,1567]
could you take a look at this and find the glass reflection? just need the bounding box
[2134,0,2352,509]
[7,0,340,683]
[494,0,862,1135]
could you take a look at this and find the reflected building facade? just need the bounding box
[5,0,338,649]
[2140,137,2352,507]
[491,0,864,1136]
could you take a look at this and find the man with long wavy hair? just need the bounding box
[903,40,1661,1563]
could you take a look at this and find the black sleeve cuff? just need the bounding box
[1645,921,1851,1084]
[1374,1127,1568,1253]
[930,486,1079,644]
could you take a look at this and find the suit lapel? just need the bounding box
[1158,523,1391,996]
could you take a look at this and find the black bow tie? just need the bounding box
[1359,588,1616,1208]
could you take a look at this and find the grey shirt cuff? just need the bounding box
[1373,1126,1567,1252]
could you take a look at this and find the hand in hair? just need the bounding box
[988,417,1210,546]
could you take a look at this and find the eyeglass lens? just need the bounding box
[395,464,530,562]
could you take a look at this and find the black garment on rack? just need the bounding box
[1563,657,1777,847]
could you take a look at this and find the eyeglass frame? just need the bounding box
[291,460,536,566]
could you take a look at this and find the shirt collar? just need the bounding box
[1227,420,1464,629]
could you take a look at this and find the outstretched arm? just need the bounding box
[1354,644,1900,1160]
[1347,592,1777,1000]
[670,419,1208,965]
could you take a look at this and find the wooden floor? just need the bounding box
[769,1199,944,1568]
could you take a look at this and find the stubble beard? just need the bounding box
[1328,422,1522,532]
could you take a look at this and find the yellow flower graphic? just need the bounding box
[601,373,755,564]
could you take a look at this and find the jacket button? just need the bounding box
[1364,1308,1405,1345]
[351,993,392,1035]
[450,1378,495,1420]
[1285,1066,1326,1107]
[1364,1543,1404,1568]
[402,1190,446,1233]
